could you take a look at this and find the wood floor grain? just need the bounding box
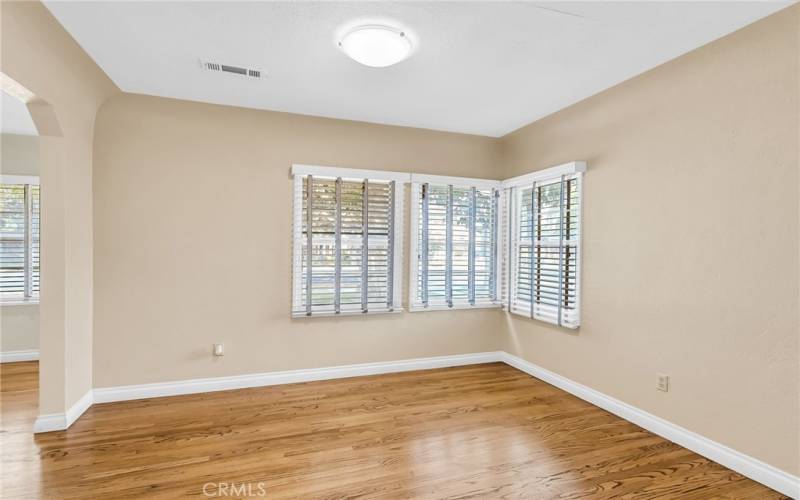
[0,361,786,499]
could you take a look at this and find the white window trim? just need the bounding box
[0,175,40,305]
[408,175,504,312]
[410,173,502,190]
[291,164,406,318]
[502,161,586,188]
[292,164,410,183]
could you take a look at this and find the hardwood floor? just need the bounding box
[0,361,786,499]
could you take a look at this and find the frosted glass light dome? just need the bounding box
[339,25,412,68]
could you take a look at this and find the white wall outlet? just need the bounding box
[657,373,669,392]
[213,343,224,356]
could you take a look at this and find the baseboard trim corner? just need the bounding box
[93,351,504,404]
[32,413,66,433]
[499,352,800,499]
[1,349,39,363]
[33,390,94,434]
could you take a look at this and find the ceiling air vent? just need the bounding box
[200,59,263,79]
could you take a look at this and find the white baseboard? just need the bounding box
[32,350,798,497]
[1,349,39,363]
[93,351,504,404]
[33,390,93,433]
[499,352,800,499]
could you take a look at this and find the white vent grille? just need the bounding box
[200,59,263,79]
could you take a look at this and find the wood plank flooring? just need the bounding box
[0,361,786,499]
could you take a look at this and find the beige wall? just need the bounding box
[1,133,40,176]
[1,134,41,353]
[92,94,504,388]
[499,7,799,475]
[1,306,39,352]
[1,2,118,412]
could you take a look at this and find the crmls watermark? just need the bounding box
[202,482,267,497]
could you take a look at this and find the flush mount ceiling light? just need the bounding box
[338,25,412,68]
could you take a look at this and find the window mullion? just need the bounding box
[334,177,342,314]
[564,178,572,313]
[490,189,499,302]
[421,183,429,307]
[535,185,543,308]
[445,184,453,308]
[305,176,313,316]
[361,179,369,313]
[24,184,32,299]
[387,181,396,310]
[507,187,515,311]
[556,174,566,326]
[529,182,536,319]
[468,186,476,305]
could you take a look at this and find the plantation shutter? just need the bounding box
[506,164,583,328]
[291,166,406,317]
[0,179,40,301]
[410,176,501,310]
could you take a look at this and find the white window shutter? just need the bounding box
[291,166,407,317]
[409,177,502,311]
[506,171,582,328]
[0,178,40,301]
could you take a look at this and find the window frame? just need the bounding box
[291,164,408,318]
[408,173,504,312]
[0,174,40,305]
[502,162,585,328]
[288,161,586,326]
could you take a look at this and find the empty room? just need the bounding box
[0,1,798,498]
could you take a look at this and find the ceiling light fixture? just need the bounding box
[338,25,412,68]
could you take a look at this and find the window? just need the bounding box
[289,161,585,325]
[504,162,584,328]
[409,175,501,310]
[291,165,407,316]
[0,176,40,303]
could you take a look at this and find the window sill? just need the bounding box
[292,308,404,319]
[507,303,579,329]
[1,299,40,307]
[409,303,502,313]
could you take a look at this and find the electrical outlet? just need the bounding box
[213,343,224,356]
[657,373,669,392]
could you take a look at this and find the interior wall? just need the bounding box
[499,6,799,475]
[1,304,39,352]
[0,134,41,353]
[1,2,118,413]
[1,134,40,176]
[92,94,504,388]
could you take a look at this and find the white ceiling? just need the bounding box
[44,1,792,137]
[1,91,38,136]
